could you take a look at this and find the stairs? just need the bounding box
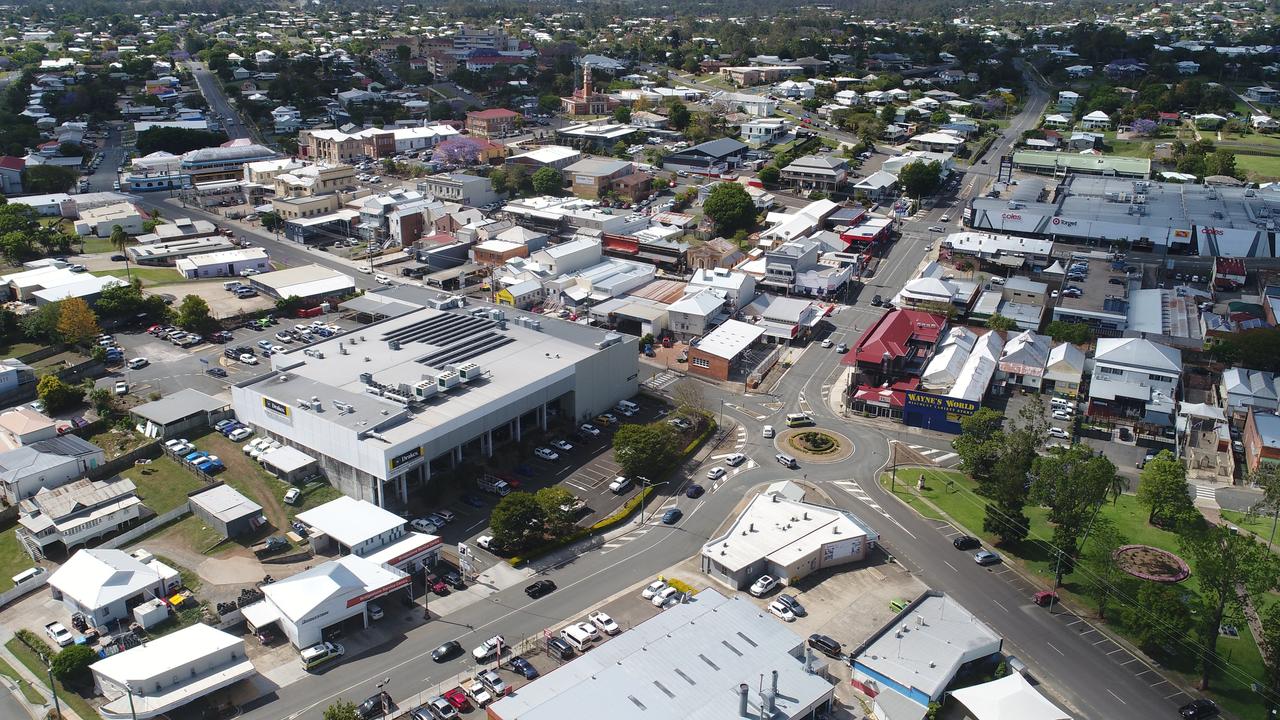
[17,531,44,562]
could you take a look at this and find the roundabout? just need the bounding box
[777,426,854,464]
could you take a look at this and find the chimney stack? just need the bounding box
[771,670,779,694]
[738,683,750,717]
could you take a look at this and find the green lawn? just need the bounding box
[1107,139,1155,158]
[0,526,35,592]
[0,341,42,359]
[0,654,45,704]
[5,638,97,720]
[98,267,183,286]
[1219,509,1278,547]
[1234,153,1280,180]
[125,455,206,513]
[882,469,1271,719]
[78,236,126,254]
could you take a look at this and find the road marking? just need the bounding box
[1165,691,1189,700]
[1045,642,1064,656]
[991,600,1008,612]
[465,519,485,532]
[934,452,958,463]
[943,561,957,573]
[1106,648,1126,656]
[1106,689,1127,704]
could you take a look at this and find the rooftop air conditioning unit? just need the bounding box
[414,380,438,400]
[454,362,481,382]
[389,340,401,350]
[297,399,311,410]
[437,370,460,391]
[360,372,374,385]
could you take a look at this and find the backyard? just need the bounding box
[126,455,206,513]
[98,266,183,286]
[0,524,33,592]
[882,467,1272,720]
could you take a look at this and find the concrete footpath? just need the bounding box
[0,626,83,720]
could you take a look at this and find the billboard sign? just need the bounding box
[902,390,979,434]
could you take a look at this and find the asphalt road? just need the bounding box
[186,60,252,141]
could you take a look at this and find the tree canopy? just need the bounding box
[898,160,943,198]
[489,491,545,550]
[136,127,229,155]
[56,297,100,347]
[1029,444,1121,585]
[176,294,218,334]
[701,182,756,235]
[612,421,682,481]
[1137,451,1198,529]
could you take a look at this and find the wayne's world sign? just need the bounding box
[902,391,979,434]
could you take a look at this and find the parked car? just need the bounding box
[750,575,778,597]
[411,518,439,534]
[113,380,129,395]
[807,633,842,658]
[551,439,573,452]
[472,635,506,662]
[1179,699,1220,719]
[228,427,253,441]
[641,580,668,600]
[284,487,301,504]
[777,593,807,617]
[127,357,149,369]
[768,600,796,622]
[589,611,620,635]
[534,447,560,461]
[974,550,1002,566]
[356,691,392,719]
[652,586,680,608]
[509,656,539,679]
[579,423,601,436]
[953,535,981,550]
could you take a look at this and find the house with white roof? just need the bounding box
[91,624,257,720]
[701,481,877,590]
[1221,368,1279,420]
[997,330,1051,390]
[1043,113,1070,129]
[47,548,181,624]
[688,267,757,307]
[1081,110,1112,130]
[1057,90,1080,112]
[1045,342,1086,397]
[686,318,766,381]
[1087,337,1182,427]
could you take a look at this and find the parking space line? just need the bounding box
[1106,648,1126,656]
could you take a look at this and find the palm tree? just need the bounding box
[110,224,131,282]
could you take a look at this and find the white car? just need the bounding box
[579,423,601,436]
[641,580,668,600]
[411,518,439,534]
[244,438,268,455]
[1052,409,1071,421]
[228,427,253,441]
[368,602,384,621]
[706,466,726,480]
[239,354,259,365]
[476,535,494,550]
[589,611,620,635]
[652,586,680,608]
[768,600,796,622]
[127,357,149,369]
[750,575,778,597]
[534,447,560,461]
[472,635,506,661]
[165,438,191,453]
[467,680,494,707]
[283,487,301,504]
[375,273,392,285]
[356,265,372,274]
[1048,427,1069,439]
[113,380,128,395]
[821,338,833,348]
[762,425,775,438]
[725,453,746,467]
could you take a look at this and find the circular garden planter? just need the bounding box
[1112,544,1191,583]
[777,427,854,464]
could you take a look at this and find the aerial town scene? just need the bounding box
[0,1,1279,719]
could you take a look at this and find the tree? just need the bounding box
[880,103,898,123]
[757,165,780,185]
[667,100,690,130]
[1131,118,1158,137]
[1180,524,1279,689]
[22,165,78,194]
[1204,149,1238,179]
[88,386,115,417]
[110,225,132,282]
[612,104,632,124]
[1247,464,1280,550]
[37,375,82,413]
[1122,581,1193,655]
[51,644,96,687]
[260,211,284,232]
[702,182,756,235]
[985,313,1017,331]
[1077,516,1128,620]
[1211,327,1280,373]
[136,127,229,155]
[395,44,411,63]
[489,491,545,550]
[983,449,1032,545]
[533,486,577,535]
[672,383,707,416]
[1137,451,1198,528]
[953,408,1005,493]
[1044,320,1094,345]
[56,297,100,348]
[21,302,61,343]
[530,167,563,195]
[322,700,360,720]
[1029,445,1120,585]
[612,422,681,481]
[898,160,942,199]
[176,294,217,334]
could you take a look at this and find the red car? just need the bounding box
[443,687,472,712]
[424,573,449,595]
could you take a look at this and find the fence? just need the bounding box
[99,501,191,550]
[0,574,50,610]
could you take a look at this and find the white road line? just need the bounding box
[991,600,1008,612]
[1046,642,1064,656]
[943,561,957,573]
[1106,689,1127,704]
[934,452,958,463]
[1106,648,1126,656]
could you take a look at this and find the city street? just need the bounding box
[186,60,253,141]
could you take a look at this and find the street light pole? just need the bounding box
[126,682,137,720]
[377,677,390,720]
[45,658,61,720]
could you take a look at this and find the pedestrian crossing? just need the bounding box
[904,444,960,466]
[599,525,652,553]
[642,371,680,392]
[1191,483,1217,502]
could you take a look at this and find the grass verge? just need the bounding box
[5,638,97,720]
[98,267,183,286]
[881,467,1271,719]
[0,654,45,704]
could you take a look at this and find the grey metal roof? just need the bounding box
[488,589,833,720]
[189,483,262,522]
[0,446,67,483]
[132,388,230,425]
[28,434,102,458]
[22,477,136,521]
[679,137,748,159]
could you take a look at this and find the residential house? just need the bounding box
[1057,91,1080,112]
[1247,86,1280,105]
[715,91,777,118]
[1081,111,1112,130]
[741,118,790,147]
[0,156,24,194]
[0,407,57,450]
[0,435,105,504]
[1042,114,1070,129]
[688,267,757,308]
[997,330,1051,390]
[1087,337,1182,428]
[1044,342,1086,396]
[417,173,499,207]
[851,171,899,203]
[18,478,145,559]
[780,155,849,193]
[666,288,728,339]
[909,132,965,153]
[1176,61,1201,75]
[1222,368,1279,421]
[47,548,180,625]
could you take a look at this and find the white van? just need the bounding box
[300,641,344,670]
[776,453,798,468]
[615,399,640,416]
[608,476,632,494]
[1050,397,1072,409]
[560,623,597,652]
[11,567,45,586]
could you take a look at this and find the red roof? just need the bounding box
[1215,256,1245,277]
[851,378,920,408]
[468,108,518,120]
[0,156,25,171]
[847,308,946,365]
[1158,111,1180,120]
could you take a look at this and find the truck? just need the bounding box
[478,475,512,497]
[45,621,74,647]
